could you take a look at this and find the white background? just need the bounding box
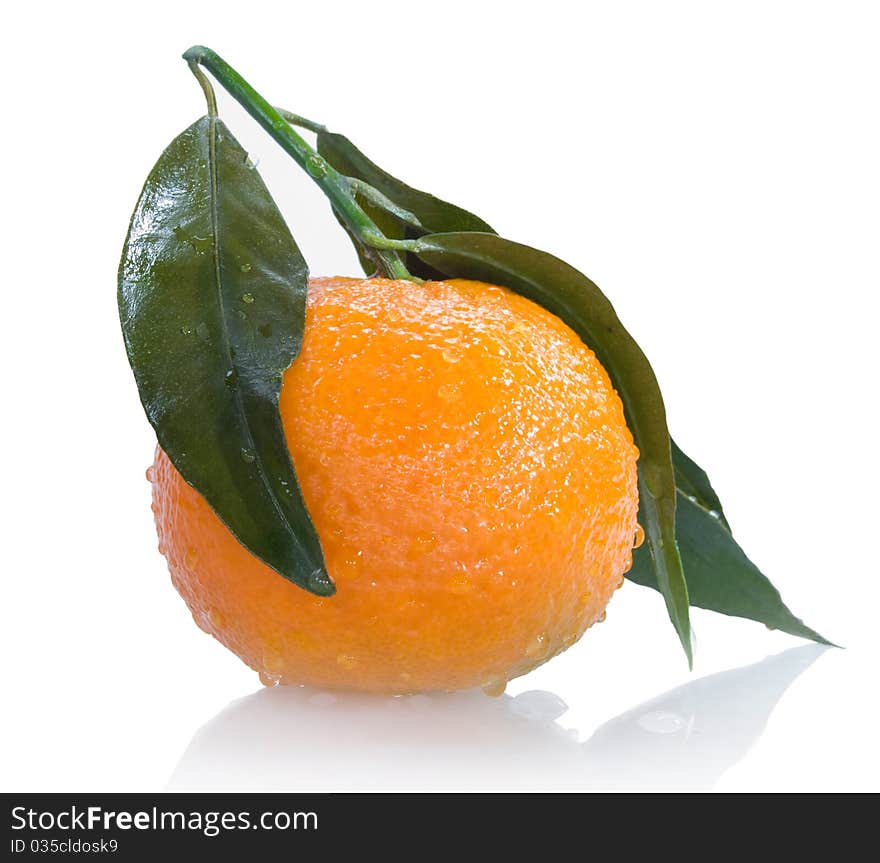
[2,1,878,792]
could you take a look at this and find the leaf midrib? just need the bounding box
[205,117,307,564]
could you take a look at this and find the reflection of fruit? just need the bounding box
[151,277,641,693]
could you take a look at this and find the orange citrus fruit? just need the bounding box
[151,277,641,693]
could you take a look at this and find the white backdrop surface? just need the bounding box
[2,1,877,792]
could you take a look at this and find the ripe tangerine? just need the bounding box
[151,277,641,693]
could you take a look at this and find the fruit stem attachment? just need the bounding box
[183,45,417,281]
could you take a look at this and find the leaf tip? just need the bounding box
[306,569,336,597]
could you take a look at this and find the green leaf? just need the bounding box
[118,116,332,596]
[413,231,693,665]
[628,489,831,644]
[316,130,494,279]
[671,438,730,532]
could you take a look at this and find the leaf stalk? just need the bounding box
[183,46,417,281]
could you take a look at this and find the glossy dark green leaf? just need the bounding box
[671,439,730,532]
[118,116,333,596]
[316,130,494,279]
[413,231,692,664]
[628,490,831,644]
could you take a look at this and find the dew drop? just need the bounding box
[241,293,255,304]
[192,610,211,633]
[633,523,645,549]
[437,383,460,402]
[597,610,607,624]
[180,324,193,336]
[258,670,281,687]
[240,447,256,463]
[339,548,363,578]
[481,678,507,697]
[407,532,437,558]
[225,368,239,388]
[190,235,213,255]
[145,466,155,483]
[525,632,549,659]
[447,573,472,595]
[305,154,327,178]
[240,262,252,273]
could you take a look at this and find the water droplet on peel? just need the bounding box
[336,654,358,670]
[339,548,363,578]
[633,523,645,548]
[481,678,507,697]
[240,262,252,272]
[192,609,210,633]
[510,690,569,722]
[241,293,255,304]
[145,466,155,482]
[447,573,472,595]
[437,383,460,402]
[597,610,607,624]
[240,447,256,463]
[441,347,461,364]
[407,532,437,558]
[637,710,686,735]
[259,670,281,687]
[525,633,549,659]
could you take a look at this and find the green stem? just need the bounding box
[183,45,415,281]
[187,60,217,117]
[276,108,326,135]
